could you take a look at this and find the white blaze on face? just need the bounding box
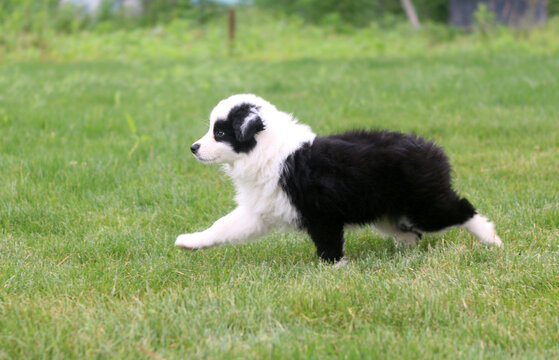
[192,125,234,164]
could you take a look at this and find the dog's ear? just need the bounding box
[231,105,265,142]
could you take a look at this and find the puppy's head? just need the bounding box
[191,94,270,164]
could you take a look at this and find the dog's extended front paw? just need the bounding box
[175,233,209,249]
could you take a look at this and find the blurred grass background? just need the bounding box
[1,0,559,62]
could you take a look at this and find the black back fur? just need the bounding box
[280,130,476,262]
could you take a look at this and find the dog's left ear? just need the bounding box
[231,105,265,142]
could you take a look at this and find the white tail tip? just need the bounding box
[463,214,503,247]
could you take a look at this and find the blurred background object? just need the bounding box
[0,0,558,62]
[1,0,557,32]
[450,0,547,29]
[59,0,143,17]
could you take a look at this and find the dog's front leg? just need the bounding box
[175,206,268,249]
[307,221,345,263]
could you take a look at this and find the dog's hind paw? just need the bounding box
[393,231,421,248]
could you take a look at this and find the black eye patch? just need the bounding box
[213,120,235,142]
[213,125,227,139]
[213,119,258,153]
[211,103,265,154]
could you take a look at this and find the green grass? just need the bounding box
[2,9,559,62]
[1,15,559,359]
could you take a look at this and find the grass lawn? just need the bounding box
[0,20,558,359]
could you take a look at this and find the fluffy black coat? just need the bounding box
[280,130,476,262]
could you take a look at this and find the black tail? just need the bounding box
[411,196,476,232]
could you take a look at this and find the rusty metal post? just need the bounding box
[401,0,421,29]
[228,7,235,56]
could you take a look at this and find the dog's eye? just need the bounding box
[214,129,225,138]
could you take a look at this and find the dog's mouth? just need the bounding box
[193,154,216,164]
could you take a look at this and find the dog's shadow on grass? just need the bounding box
[345,228,440,263]
[187,229,443,269]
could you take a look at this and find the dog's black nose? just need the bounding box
[190,143,200,154]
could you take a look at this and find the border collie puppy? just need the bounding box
[176,94,502,263]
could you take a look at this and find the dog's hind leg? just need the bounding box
[373,218,421,247]
[306,221,345,263]
[395,218,422,247]
[175,206,269,249]
[393,231,422,248]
